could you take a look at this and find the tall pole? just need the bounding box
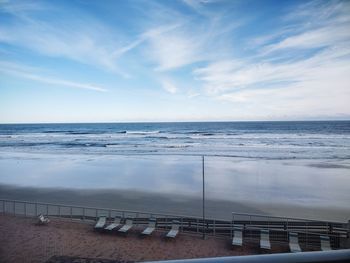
[202,155,205,239]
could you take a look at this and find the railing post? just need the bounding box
[250,215,252,240]
[306,222,309,250]
[13,201,15,216]
[83,208,85,221]
[202,155,206,240]
[213,220,216,236]
[345,219,350,248]
[2,201,5,214]
[58,206,61,218]
[96,209,98,220]
[46,204,49,216]
[231,214,234,238]
[24,203,27,217]
[35,203,38,216]
[70,207,72,220]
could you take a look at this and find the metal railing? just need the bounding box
[0,198,222,237]
[231,212,349,249]
[1,198,349,250]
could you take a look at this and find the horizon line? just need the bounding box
[0,119,349,125]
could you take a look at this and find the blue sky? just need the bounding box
[0,0,349,123]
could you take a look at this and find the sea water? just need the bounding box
[0,121,349,221]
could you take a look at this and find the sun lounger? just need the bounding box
[166,220,180,238]
[141,217,157,236]
[118,218,133,233]
[289,232,302,253]
[37,214,50,225]
[94,216,107,230]
[260,229,271,250]
[320,235,332,251]
[232,225,243,246]
[105,216,121,231]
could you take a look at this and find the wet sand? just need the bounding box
[1,153,350,223]
[0,215,289,263]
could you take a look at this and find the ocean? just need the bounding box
[0,121,349,221]
[0,121,349,158]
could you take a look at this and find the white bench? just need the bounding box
[166,220,180,238]
[320,235,332,251]
[260,229,271,250]
[289,232,302,253]
[105,216,121,231]
[118,218,133,233]
[232,226,243,247]
[141,217,157,236]
[94,216,106,230]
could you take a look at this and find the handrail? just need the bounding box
[1,198,348,249]
[0,198,224,221]
[232,211,347,224]
[143,249,350,263]
[2,198,346,224]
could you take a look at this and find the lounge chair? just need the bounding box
[260,229,271,250]
[37,214,50,225]
[289,232,302,252]
[166,220,180,238]
[232,225,243,246]
[105,216,122,231]
[141,217,157,236]
[94,216,107,230]
[320,235,332,251]
[118,218,133,233]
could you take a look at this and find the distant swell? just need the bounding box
[126,131,160,135]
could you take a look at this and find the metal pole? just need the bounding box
[202,155,206,239]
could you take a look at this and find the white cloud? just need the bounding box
[195,45,350,92]
[263,25,350,54]
[0,61,107,92]
[187,91,200,98]
[160,79,178,94]
[188,0,350,118]
[140,1,240,72]
[261,0,350,54]
[196,45,350,118]
[0,1,134,77]
[147,31,202,71]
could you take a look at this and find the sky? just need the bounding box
[0,0,350,123]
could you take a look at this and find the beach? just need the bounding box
[0,214,290,263]
[0,122,350,222]
[2,0,350,260]
[0,152,349,222]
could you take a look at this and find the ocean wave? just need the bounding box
[164,144,190,148]
[105,144,121,148]
[181,131,216,135]
[145,136,170,140]
[126,131,160,135]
